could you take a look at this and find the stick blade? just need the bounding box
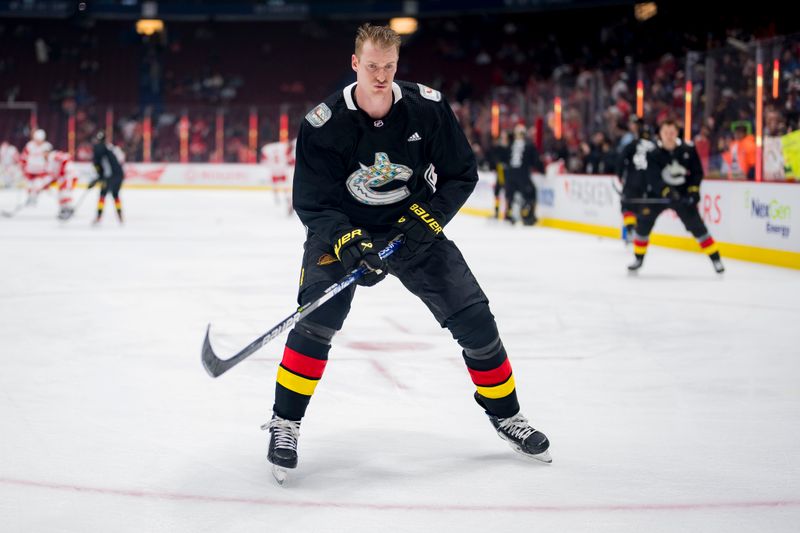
[201,324,225,378]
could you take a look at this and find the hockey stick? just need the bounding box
[1,177,58,218]
[622,197,673,205]
[59,185,95,221]
[1,200,28,218]
[201,236,403,378]
[611,175,624,196]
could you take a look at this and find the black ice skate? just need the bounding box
[57,206,74,220]
[475,393,552,463]
[627,255,644,272]
[710,253,725,274]
[262,414,301,485]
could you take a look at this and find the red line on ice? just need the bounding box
[369,359,410,390]
[2,477,799,513]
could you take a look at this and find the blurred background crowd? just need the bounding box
[0,0,797,178]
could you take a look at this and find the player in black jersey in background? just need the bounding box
[265,24,551,483]
[504,123,544,226]
[617,117,655,243]
[90,131,125,225]
[628,119,725,273]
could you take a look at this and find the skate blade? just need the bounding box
[512,445,552,464]
[529,449,553,464]
[272,465,289,485]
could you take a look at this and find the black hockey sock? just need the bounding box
[446,303,520,419]
[463,344,520,419]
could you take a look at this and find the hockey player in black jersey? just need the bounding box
[617,118,655,243]
[627,119,725,273]
[504,123,544,226]
[488,130,510,219]
[264,24,551,484]
[90,131,125,224]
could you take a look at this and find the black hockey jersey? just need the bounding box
[292,80,478,244]
[93,142,124,180]
[644,140,703,198]
[506,140,543,176]
[619,137,656,200]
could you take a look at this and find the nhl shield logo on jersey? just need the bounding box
[417,83,442,102]
[346,152,412,206]
[305,103,332,128]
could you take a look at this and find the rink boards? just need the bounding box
[468,172,800,270]
[70,163,799,269]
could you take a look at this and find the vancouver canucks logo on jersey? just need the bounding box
[661,160,688,186]
[346,152,412,206]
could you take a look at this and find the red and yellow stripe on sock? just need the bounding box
[114,199,122,211]
[698,235,719,256]
[276,346,327,397]
[633,235,649,256]
[623,211,636,227]
[468,358,516,400]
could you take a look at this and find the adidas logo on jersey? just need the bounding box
[407,132,422,142]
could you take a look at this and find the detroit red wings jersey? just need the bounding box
[21,140,53,175]
[47,150,76,180]
[261,139,296,181]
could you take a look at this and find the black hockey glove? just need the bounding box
[660,186,682,202]
[333,228,386,287]
[388,202,445,259]
[684,185,701,205]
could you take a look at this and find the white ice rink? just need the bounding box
[1,188,799,532]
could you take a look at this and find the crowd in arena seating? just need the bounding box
[1,8,798,174]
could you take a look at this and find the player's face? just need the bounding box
[659,124,678,147]
[352,40,399,96]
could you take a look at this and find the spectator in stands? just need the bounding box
[693,124,712,174]
[722,123,756,180]
[583,132,617,174]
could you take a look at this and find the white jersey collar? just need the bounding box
[342,82,403,111]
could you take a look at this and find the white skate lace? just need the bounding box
[498,414,536,441]
[262,417,300,450]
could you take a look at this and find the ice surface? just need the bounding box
[1,188,799,532]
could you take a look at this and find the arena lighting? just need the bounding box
[553,97,562,140]
[249,109,258,163]
[143,109,152,163]
[634,2,657,21]
[773,59,780,99]
[179,113,189,164]
[636,79,644,117]
[684,80,692,142]
[279,113,289,143]
[105,108,114,143]
[68,114,75,157]
[756,63,763,182]
[136,19,164,36]
[490,101,499,139]
[389,17,418,35]
[215,110,224,163]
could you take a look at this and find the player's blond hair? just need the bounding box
[355,23,401,57]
